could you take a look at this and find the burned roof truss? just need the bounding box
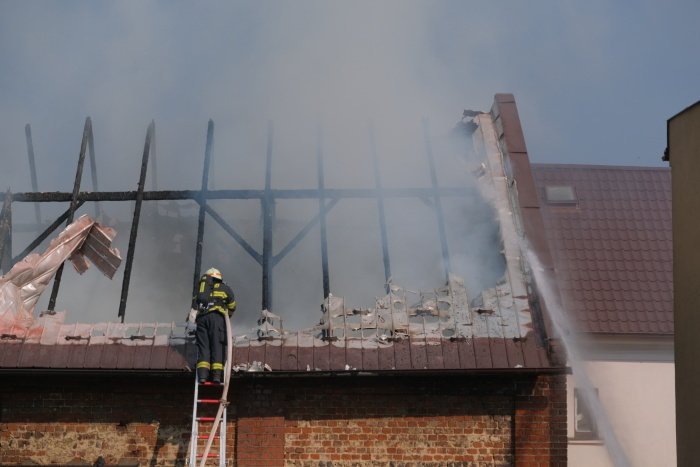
[2,117,472,323]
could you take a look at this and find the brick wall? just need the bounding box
[0,372,565,466]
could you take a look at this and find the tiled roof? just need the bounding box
[0,311,551,372]
[532,164,672,335]
[0,333,551,373]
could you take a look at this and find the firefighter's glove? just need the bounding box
[185,308,198,335]
[187,307,198,324]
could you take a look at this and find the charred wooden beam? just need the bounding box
[369,123,392,293]
[201,203,262,265]
[0,192,12,274]
[118,121,154,322]
[193,120,214,293]
[150,124,158,190]
[422,117,451,282]
[261,121,274,311]
[87,122,101,219]
[273,198,339,268]
[7,186,473,203]
[48,117,92,311]
[24,124,41,225]
[316,126,330,298]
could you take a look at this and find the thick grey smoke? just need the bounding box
[1,3,510,331]
[5,1,685,326]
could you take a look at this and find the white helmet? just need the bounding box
[205,267,222,280]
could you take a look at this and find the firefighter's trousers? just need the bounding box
[195,311,227,382]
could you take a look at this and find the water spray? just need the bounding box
[523,244,632,467]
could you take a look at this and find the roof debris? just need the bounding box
[0,214,121,336]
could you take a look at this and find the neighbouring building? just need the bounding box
[0,94,569,466]
[666,100,700,466]
[533,164,674,466]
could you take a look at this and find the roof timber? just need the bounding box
[2,118,474,323]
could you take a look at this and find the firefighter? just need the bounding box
[188,267,237,383]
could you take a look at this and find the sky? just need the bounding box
[0,1,698,329]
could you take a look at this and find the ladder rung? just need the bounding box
[197,453,220,458]
[198,399,220,403]
[199,381,222,386]
[197,417,218,422]
[198,435,220,439]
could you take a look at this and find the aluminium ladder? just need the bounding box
[187,313,234,467]
[188,378,228,466]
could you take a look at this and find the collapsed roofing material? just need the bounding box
[0,214,121,336]
[248,271,532,350]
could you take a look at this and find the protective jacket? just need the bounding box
[192,275,237,316]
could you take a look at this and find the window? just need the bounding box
[544,185,577,204]
[574,388,599,440]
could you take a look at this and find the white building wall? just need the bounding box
[568,340,675,467]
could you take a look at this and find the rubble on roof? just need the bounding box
[0,214,122,336]
[242,272,533,349]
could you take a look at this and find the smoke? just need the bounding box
[0,2,509,330]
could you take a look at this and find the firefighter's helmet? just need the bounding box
[205,267,222,280]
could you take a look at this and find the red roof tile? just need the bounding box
[532,164,672,335]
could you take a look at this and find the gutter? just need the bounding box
[0,366,571,378]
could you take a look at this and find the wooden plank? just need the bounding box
[441,339,461,369]
[425,340,444,370]
[473,337,493,369]
[392,338,412,370]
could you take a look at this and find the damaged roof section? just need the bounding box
[0,95,562,373]
[229,108,554,371]
[240,271,548,371]
[0,214,121,337]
